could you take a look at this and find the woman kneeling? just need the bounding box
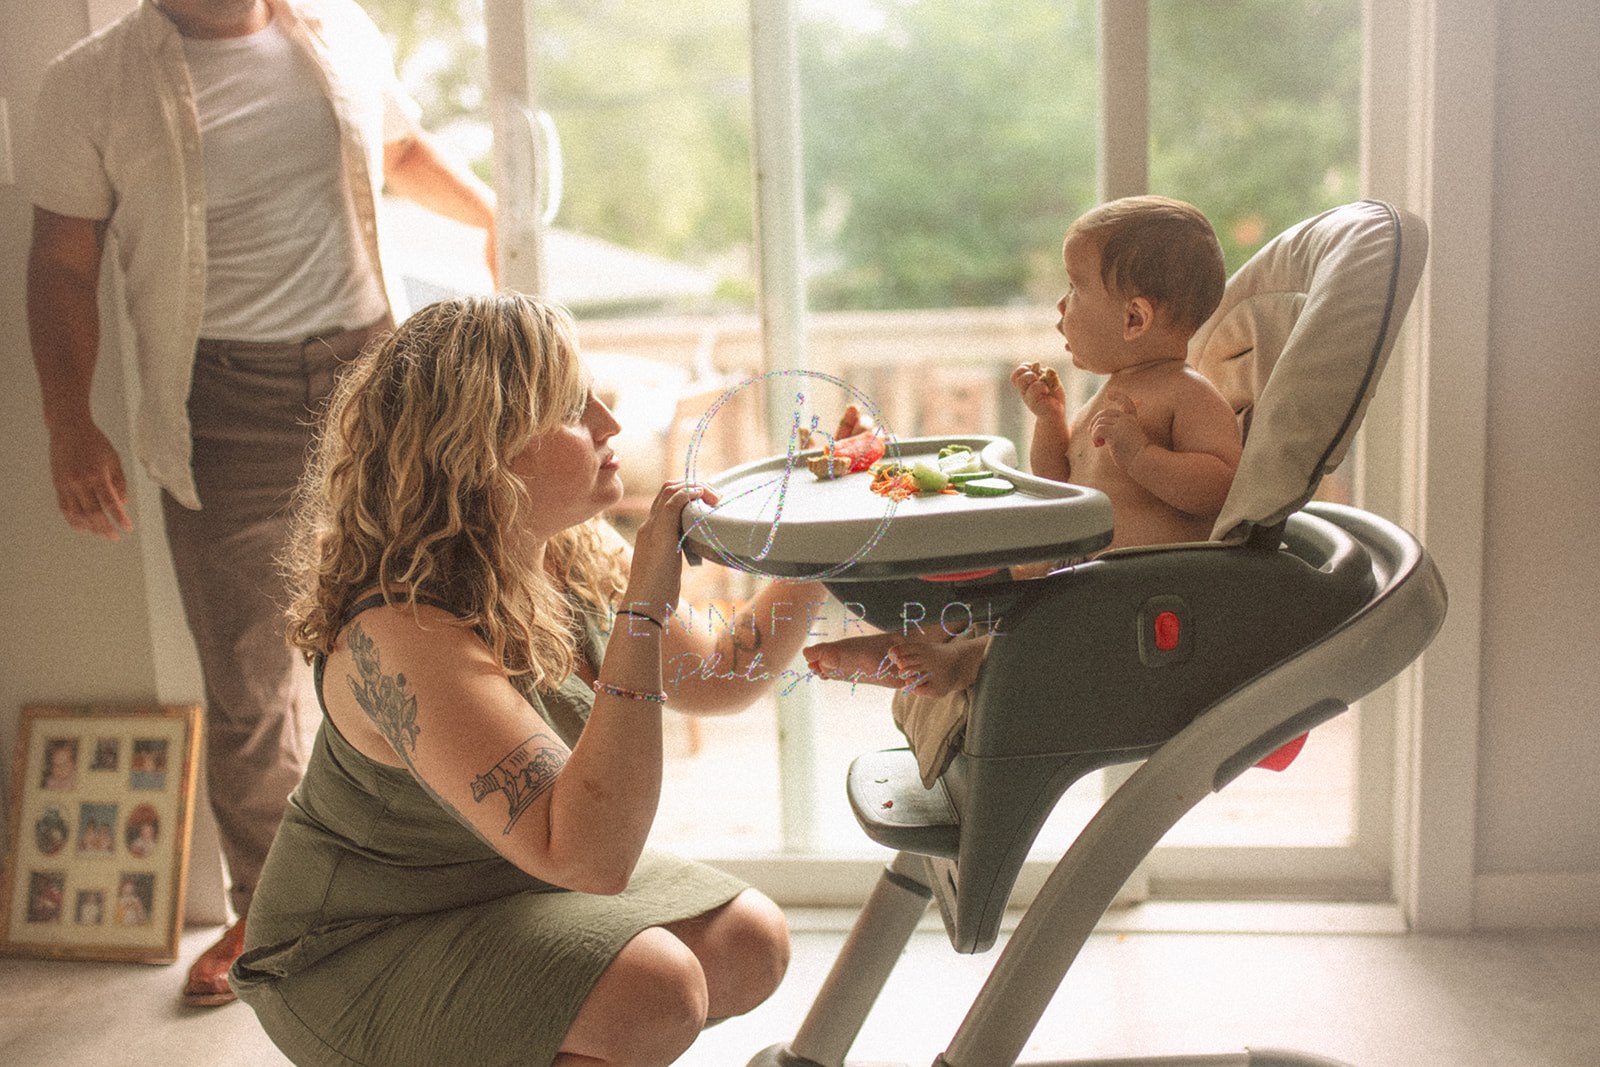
[230,294,831,1066]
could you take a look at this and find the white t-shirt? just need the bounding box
[182,16,388,341]
[30,0,422,507]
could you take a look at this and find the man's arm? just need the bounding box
[27,207,132,540]
[383,133,498,283]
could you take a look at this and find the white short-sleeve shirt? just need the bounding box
[29,0,422,508]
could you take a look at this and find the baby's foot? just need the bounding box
[889,635,989,698]
[803,633,907,689]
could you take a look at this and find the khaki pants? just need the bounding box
[162,321,387,916]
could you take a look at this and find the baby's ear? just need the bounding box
[1123,296,1156,340]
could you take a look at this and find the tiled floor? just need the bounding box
[2,911,1597,1066]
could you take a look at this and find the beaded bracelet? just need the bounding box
[592,679,668,705]
[615,608,664,631]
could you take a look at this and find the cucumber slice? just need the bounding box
[910,462,949,493]
[946,469,991,484]
[937,451,984,476]
[958,476,1016,497]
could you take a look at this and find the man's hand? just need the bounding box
[48,422,132,540]
[28,207,127,540]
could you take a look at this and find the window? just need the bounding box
[378,0,1383,904]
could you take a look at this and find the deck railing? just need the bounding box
[576,305,1094,466]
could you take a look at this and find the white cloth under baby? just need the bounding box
[891,686,971,788]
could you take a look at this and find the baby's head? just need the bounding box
[1064,195,1225,339]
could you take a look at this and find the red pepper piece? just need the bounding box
[829,431,887,473]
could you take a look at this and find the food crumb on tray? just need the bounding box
[807,453,854,479]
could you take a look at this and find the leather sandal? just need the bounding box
[183,919,246,1007]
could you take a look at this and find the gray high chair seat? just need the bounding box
[738,200,1443,1067]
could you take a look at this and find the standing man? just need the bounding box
[26,0,496,1005]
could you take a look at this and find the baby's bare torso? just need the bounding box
[1068,363,1231,550]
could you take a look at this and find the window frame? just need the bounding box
[481,0,1489,924]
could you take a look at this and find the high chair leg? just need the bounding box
[749,851,934,1067]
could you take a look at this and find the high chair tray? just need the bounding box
[680,435,1113,580]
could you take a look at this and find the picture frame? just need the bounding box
[1,704,202,964]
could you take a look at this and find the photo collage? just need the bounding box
[2,706,198,961]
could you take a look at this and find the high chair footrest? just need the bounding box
[847,749,960,859]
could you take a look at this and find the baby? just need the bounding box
[805,196,1242,774]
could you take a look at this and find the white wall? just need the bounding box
[0,1,227,922]
[1471,0,1600,926]
[0,0,1596,930]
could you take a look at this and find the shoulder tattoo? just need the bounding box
[345,623,422,756]
[470,734,568,834]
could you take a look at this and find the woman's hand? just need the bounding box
[620,480,720,618]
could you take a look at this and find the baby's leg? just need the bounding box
[889,635,990,698]
[803,632,905,688]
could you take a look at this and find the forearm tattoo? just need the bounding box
[346,623,421,755]
[471,735,567,834]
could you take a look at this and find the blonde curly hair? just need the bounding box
[284,294,628,690]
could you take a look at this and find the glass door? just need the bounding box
[376,0,1381,905]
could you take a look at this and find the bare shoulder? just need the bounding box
[1177,363,1232,399]
[1109,362,1192,423]
[1150,365,1234,422]
[1170,368,1244,453]
[322,600,508,767]
[328,599,491,680]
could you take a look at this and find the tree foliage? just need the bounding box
[1148,0,1362,268]
[528,1,754,263]
[801,0,1099,309]
[360,0,1361,313]
[363,0,487,131]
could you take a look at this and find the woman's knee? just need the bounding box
[564,927,708,1066]
[686,890,791,1019]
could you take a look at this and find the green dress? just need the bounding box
[229,599,747,1066]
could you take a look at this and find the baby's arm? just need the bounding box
[1011,362,1072,482]
[1093,382,1241,517]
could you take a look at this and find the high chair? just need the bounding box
[687,199,1440,1067]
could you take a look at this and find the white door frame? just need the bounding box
[1360,0,1494,933]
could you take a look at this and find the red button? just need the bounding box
[1153,610,1181,652]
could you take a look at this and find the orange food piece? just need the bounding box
[829,431,887,473]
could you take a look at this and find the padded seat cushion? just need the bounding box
[1190,200,1428,543]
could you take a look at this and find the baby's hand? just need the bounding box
[1010,362,1066,419]
[805,403,876,449]
[1090,391,1148,471]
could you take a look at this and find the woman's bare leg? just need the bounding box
[555,927,707,1066]
[663,889,790,1020]
[554,890,787,1065]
